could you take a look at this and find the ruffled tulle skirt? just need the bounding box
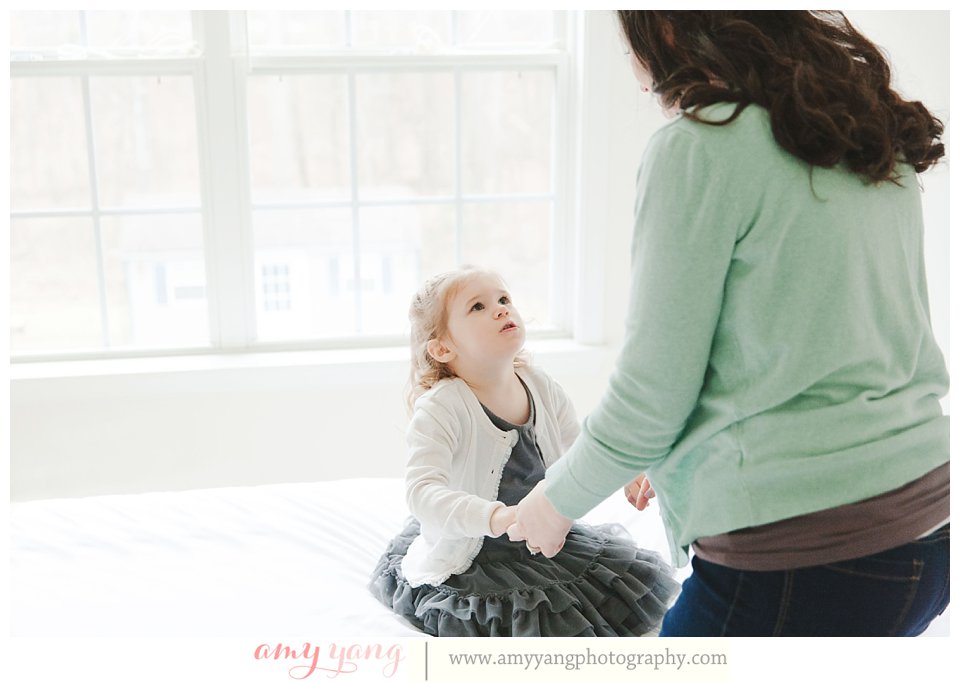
[369,517,679,637]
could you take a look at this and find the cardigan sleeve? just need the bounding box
[545,122,744,519]
[405,398,504,539]
[548,372,581,450]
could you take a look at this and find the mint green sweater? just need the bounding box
[545,103,949,567]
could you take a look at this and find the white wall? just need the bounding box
[9,343,618,500]
[9,11,950,501]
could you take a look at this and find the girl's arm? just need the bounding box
[548,373,581,451]
[405,403,508,539]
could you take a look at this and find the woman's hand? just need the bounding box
[507,480,573,558]
[624,473,656,511]
[488,504,517,537]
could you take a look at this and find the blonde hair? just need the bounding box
[406,266,529,414]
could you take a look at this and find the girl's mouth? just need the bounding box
[500,321,518,332]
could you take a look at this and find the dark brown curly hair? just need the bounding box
[617,10,944,183]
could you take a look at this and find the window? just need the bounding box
[9,10,577,359]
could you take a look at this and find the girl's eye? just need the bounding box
[499,296,510,305]
[471,302,484,312]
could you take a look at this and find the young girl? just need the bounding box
[369,266,678,636]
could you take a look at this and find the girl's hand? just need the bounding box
[507,480,573,558]
[489,504,517,537]
[624,473,656,512]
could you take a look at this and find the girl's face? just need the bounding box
[439,273,525,371]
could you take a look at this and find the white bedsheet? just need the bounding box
[11,477,683,638]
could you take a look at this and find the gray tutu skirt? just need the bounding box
[369,517,679,637]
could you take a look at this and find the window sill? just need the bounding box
[10,339,617,398]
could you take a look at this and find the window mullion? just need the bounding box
[551,10,572,336]
[570,11,606,345]
[76,10,111,346]
[79,72,111,347]
[195,10,257,349]
[347,69,363,334]
[454,67,463,265]
[550,58,564,334]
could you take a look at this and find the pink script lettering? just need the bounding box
[254,641,404,679]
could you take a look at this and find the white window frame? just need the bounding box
[10,10,611,366]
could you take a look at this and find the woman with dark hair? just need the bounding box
[509,10,949,636]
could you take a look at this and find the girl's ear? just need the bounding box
[427,338,455,364]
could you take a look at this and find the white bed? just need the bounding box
[11,477,949,637]
[11,477,686,637]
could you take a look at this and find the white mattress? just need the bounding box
[11,477,685,637]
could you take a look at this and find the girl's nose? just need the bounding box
[495,306,508,318]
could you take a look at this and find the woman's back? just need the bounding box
[611,101,948,561]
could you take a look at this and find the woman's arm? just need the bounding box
[544,122,744,520]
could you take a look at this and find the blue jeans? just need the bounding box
[660,524,950,636]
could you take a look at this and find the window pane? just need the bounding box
[10,217,102,352]
[247,11,345,50]
[83,11,194,53]
[461,201,551,330]
[10,11,194,58]
[247,74,351,204]
[356,72,454,199]
[10,11,82,49]
[10,77,91,211]
[359,204,457,335]
[350,11,451,49]
[461,69,554,195]
[89,75,201,207]
[456,11,555,47]
[252,208,356,341]
[99,214,209,348]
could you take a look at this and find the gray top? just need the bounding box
[480,377,545,551]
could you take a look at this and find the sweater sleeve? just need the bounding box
[545,122,743,519]
[405,399,504,539]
